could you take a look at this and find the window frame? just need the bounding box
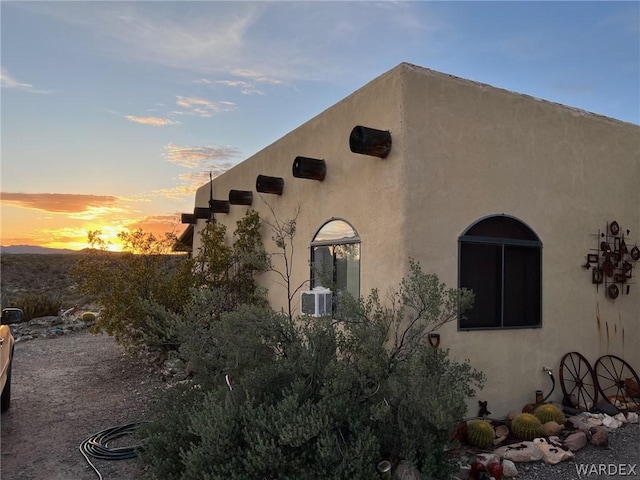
[310,218,361,300]
[458,214,543,331]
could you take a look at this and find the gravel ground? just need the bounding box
[513,422,640,480]
[1,330,164,480]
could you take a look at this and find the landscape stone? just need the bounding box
[627,412,639,423]
[590,426,609,447]
[540,421,564,437]
[475,453,500,466]
[392,460,421,480]
[494,441,543,463]
[501,459,518,478]
[601,414,621,429]
[533,437,574,464]
[563,431,587,451]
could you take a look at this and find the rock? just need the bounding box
[613,412,627,425]
[533,437,574,464]
[567,415,592,431]
[586,417,603,427]
[594,401,620,416]
[392,460,421,480]
[494,441,543,463]
[501,459,518,478]
[563,431,587,451]
[602,414,621,429]
[627,412,639,424]
[541,421,564,437]
[494,425,509,445]
[590,426,609,447]
[476,453,500,466]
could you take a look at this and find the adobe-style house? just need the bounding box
[184,63,640,417]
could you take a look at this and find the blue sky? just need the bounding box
[1,1,638,249]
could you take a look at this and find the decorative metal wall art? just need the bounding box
[583,221,638,299]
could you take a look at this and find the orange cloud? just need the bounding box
[124,215,186,239]
[125,115,180,126]
[1,193,118,213]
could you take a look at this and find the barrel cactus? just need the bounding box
[82,311,97,323]
[466,420,495,449]
[511,413,543,440]
[533,403,565,425]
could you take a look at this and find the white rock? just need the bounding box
[602,415,621,429]
[586,417,603,427]
[502,459,518,478]
[476,453,500,466]
[614,412,627,424]
[626,412,639,423]
[494,441,544,463]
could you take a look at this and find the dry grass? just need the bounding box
[1,253,95,310]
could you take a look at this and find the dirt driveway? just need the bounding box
[1,330,163,480]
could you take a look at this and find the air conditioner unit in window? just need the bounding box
[300,287,332,317]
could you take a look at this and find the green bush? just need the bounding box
[140,261,484,479]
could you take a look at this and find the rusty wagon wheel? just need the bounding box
[559,352,599,412]
[594,355,640,411]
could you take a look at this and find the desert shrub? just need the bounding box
[10,292,62,320]
[140,261,484,479]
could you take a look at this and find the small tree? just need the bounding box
[73,229,193,350]
[262,201,307,320]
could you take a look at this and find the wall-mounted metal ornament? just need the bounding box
[610,221,620,236]
[349,125,392,158]
[256,175,284,195]
[584,220,638,300]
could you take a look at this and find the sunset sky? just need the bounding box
[1,1,638,251]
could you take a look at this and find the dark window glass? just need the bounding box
[459,216,541,329]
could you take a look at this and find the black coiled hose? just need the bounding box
[79,422,147,479]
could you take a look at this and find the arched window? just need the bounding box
[459,215,542,329]
[310,219,360,300]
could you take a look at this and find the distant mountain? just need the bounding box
[0,245,80,255]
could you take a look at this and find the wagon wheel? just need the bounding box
[595,355,640,411]
[559,352,599,411]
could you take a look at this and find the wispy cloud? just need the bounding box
[0,67,50,94]
[125,115,180,126]
[175,95,235,117]
[1,192,119,214]
[163,143,240,168]
[9,2,440,83]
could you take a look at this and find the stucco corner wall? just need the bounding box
[193,64,411,314]
[398,65,640,416]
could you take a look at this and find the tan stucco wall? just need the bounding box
[399,64,640,416]
[192,63,640,418]
[194,65,408,314]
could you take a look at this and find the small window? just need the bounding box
[311,219,360,300]
[459,215,542,329]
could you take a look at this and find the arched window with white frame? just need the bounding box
[310,219,361,300]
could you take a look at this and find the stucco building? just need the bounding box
[185,63,640,417]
